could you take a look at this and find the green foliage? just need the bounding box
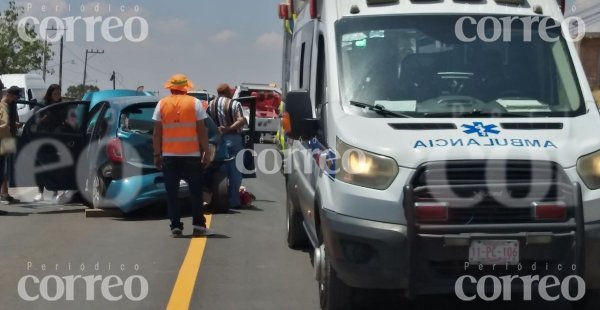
[65,84,100,100]
[0,1,53,74]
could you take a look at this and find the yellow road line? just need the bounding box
[167,214,212,310]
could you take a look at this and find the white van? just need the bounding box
[0,74,49,123]
[280,0,600,309]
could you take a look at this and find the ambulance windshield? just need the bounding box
[336,15,585,118]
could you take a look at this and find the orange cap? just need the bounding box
[164,74,194,92]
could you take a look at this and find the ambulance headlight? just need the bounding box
[336,138,398,190]
[577,150,600,189]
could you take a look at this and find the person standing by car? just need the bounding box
[0,86,22,206]
[153,74,214,237]
[0,79,6,215]
[208,83,247,209]
[33,84,62,202]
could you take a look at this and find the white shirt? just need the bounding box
[152,97,208,157]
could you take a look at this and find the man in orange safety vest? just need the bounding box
[153,74,214,237]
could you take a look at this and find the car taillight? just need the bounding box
[415,202,448,222]
[106,138,124,164]
[533,202,567,221]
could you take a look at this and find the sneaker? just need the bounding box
[193,226,215,237]
[171,227,183,238]
[0,210,7,215]
[0,195,20,205]
[55,192,72,204]
[33,193,44,202]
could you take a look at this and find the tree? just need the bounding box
[0,1,53,74]
[65,84,100,100]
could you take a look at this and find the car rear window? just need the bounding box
[119,104,156,135]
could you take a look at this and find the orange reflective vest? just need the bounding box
[160,95,200,155]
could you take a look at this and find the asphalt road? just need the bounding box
[0,145,582,309]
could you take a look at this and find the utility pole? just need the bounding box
[42,36,48,82]
[110,71,116,90]
[46,27,66,88]
[83,49,104,88]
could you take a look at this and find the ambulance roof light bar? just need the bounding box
[278,3,290,20]
[310,0,318,19]
[365,0,564,15]
[278,0,317,20]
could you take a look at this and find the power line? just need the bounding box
[64,45,85,63]
[86,63,111,75]
[83,49,104,87]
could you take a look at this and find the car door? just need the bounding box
[235,96,257,178]
[15,101,91,191]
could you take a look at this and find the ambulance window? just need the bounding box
[293,22,315,91]
[335,15,585,118]
[299,43,306,89]
[551,41,582,111]
[316,34,326,111]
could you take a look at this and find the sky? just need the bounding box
[0,0,596,96]
[1,0,284,96]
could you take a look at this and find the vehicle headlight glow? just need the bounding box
[577,150,600,189]
[336,138,398,190]
[348,152,373,174]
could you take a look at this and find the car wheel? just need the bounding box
[319,247,355,310]
[92,174,109,208]
[210,171,229,213]
[286,192,309,249]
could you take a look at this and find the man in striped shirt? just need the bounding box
[208,84,246,209]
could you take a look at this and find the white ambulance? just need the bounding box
[280,0,600,309]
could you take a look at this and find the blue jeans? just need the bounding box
[222,134,244,207]
[163,157,206,230]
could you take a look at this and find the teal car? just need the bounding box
[82,89,154,110]
[17,96,235,214]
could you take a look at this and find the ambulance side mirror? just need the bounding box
[285,90,318,140]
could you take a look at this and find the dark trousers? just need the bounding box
[163,156,206,230]
[0,155,5,187]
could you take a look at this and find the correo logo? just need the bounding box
[462,122,500,137]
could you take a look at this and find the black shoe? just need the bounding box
[171,227,183,238]
[1,195,20,205]
[0,210,7,215]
